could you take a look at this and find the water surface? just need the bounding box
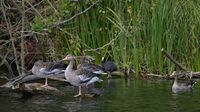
[0,79,200,112]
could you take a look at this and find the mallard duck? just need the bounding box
[171,72,196,93]
[62,55,103,97]
[31,60,66,87]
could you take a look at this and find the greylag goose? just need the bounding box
[171,72,196,93]
[62,55,103,97]
[77,56,106,75]
[31,60,66,87]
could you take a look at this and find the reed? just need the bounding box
[32,0,200,76]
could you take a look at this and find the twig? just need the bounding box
[25,0,44,19]
[0,53,14,77]
[1,33,33,46]
[83,31,121,52]
[161,48,187,71]
[47,0,100,29]
[46,0,59,15]
[1,1,21,75]
[25,0,44,12]
[20,0,26,75]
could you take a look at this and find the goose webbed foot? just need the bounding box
[41,78,48,87]
[74,86,82,97]
[107,74,112,79]
[73,93,82,97]
[41,84,48,88]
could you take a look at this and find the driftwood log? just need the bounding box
[145,49,200,79]
[170,71,200,78]
[161,48,200,79]
[19,83,64,96]
[0,72,68,94]
[0,71,104,97]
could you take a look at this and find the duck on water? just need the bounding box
[171,71,197,93]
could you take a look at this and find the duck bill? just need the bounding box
[62,56,68,61]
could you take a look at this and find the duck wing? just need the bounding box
[175,80,196,90]
[40,68,65,75]
[186,80,197,87]
[45,62,67,71]
[74,68,103,85]
[78,63,107,75]
[39,62,67,75]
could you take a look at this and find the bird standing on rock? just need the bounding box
[31,60,66,87]
[62,55,104,97]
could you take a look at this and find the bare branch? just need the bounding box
[25,0,44,19]
[46,0,59,15]
[1,0,21,75]
[46,0,100,29]
[83,31,121,52]
[1,33,33,46]
[20,0,25,75]
[0,53,14,77]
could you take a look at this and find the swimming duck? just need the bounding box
[171,72,196,93]
[62,54,103,97]
[31,60,66,87]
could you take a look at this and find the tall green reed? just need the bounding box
[32,0,200,76]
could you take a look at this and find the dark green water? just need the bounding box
[1,79,200,112]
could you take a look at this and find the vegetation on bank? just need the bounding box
[0,0,200,77]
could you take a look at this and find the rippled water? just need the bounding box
[1,79,200,112]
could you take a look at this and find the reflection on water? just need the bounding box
[1,79,200,112]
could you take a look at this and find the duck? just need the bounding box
[171,72,197,93]
[31,60,67,87]
[77,56,118,78]
[101,60,117,78]
[62,54,103,97]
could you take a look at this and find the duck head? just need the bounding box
[34,60,43,67]
[62,54,75,61]
[77,55,95,63]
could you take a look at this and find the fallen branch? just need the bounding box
[0,73,66,89]
[20,83,64,96]
[146,74,166,78]
[170,71,200,78]
[161,48,187,71]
